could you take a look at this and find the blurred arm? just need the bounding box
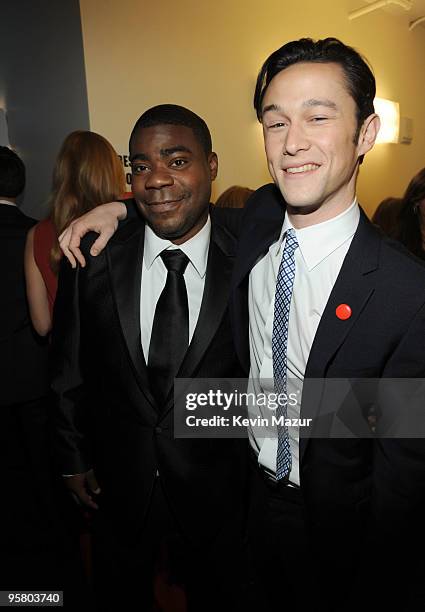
[24,226,52,336]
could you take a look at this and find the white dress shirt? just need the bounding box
[0,199,17,206]
[248,199,360,485]
[140,216,211,360]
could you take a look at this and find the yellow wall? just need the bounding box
[79,0,425,216]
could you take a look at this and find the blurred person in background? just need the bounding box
[0,146,84,606]
[0,146,51,587]
[0,146,48,407]
[392,167,425,260]
[23,131,125,606]
[371,196,402,237]
[24,130,125,336]
[214,185,254,209]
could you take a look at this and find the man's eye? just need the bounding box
[269,122,286,129]
[311,117,328,122]
[131,164,148,173]
[171,159,187,167]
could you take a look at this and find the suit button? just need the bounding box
[155,426,162,434]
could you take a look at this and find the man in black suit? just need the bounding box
[0,146,54,587]
[51,106,249,611]
[230,38,425,610]
[0,146,48,406]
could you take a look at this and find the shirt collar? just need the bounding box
[0,199,17,207]
[144,215,211,278]
[277,198,360,271]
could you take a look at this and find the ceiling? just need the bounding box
[348,0,425,29]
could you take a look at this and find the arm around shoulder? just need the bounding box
[58,200,129,268]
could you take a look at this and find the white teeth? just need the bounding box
[286,164,319,174]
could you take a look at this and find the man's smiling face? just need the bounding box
[130,124,217,244]
[261,61,375,219]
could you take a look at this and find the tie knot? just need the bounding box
[284,228,298,254]
[160,249,189,274]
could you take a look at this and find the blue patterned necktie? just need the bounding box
[273,228,298,480]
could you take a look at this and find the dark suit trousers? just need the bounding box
[0,398,88,610]
[246,457,323,611]
[247,456,423,612]
[92,476,252,612]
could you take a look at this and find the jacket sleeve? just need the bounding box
[122,197,139,220]
[374,298,425,509]
[50,256,91,475]
[372,300,425,603]
[210,206,244,238]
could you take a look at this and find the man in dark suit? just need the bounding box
[51,105,249,611]
[230,38,425,610]
[0,146,55,587]
[0,146,48,406]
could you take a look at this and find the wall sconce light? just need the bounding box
[374,97,400,144]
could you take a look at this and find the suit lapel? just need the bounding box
[231,186,285,372]
[305,213,379,378]
[300,213,381,461]
[233,186,285,290]
[160,222,236,417]
[107,219,157,411]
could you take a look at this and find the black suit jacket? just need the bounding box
[0,204,48,405]
[231,184,425,599]
[51,207,247,543]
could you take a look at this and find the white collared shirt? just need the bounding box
[248,199,360,485]
[0,199,17,207]
[140,216,211,360]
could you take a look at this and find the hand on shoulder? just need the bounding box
[59,201,128,268]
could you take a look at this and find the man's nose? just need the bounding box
[145,168,174,189]
[283,122,310,156]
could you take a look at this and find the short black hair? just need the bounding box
[0,146,25,197]
[254,37,376,141]
[129,104,212,157]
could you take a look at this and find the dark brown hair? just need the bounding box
[394,168,425,259]
[254,37,376,142]
[372,197,403,237]
[214,185,254,209]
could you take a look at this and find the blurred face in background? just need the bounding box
[417,198,425,220]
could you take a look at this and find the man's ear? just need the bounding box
[208,152,218,181]
[357,113,381,158]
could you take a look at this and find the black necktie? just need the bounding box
[148,249,190,407]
